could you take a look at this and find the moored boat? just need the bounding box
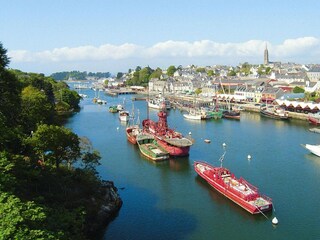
[142,109,193,157]
[109,105,118,113]
[119,110,130,122]
[308,112,320,125]
[126,109,141,144]
[148,97,171,110]
[301,143,320,157]
[194,152,273,214]
[183,109,202,120]
[136,134,169,161]
[260,105,289,120]
[222,110,240,120]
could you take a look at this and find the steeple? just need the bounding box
[264,43,269,65]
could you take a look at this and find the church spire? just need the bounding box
[264,43,269,65]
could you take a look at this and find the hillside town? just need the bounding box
[81,45,320,116]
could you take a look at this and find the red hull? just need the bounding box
[156,139,190,156]
[308,116,320,125]
[194,161,272,214]
[142,109,193,157]
[126,126,140,144]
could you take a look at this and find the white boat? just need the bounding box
[119,110,130,122]
[116,104,124,111]
[301,144,320,157]
[183,109,202,120]
[148,97,171,110]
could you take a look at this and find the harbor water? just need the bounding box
[65,88,320,240]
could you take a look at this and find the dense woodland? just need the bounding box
[0,43,112,239]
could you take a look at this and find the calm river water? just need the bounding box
[65,88,320,240]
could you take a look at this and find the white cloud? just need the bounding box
[7,37,320,73]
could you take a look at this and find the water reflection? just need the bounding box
[304,153,320,167]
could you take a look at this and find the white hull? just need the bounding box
[183,113,201,120]
[303,144,320,157]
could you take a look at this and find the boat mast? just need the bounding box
[219,150,226,168]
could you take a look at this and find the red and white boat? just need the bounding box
[194,153,273,214]
[308,112,320,125]
[142,108,193,157]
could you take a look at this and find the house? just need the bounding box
[306,67,320,82]
[261,87,285,103]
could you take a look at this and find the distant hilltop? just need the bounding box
[51,70,111,81]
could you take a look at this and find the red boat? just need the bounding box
[142,109,193,157]
[126,125,141,144]
[194,153,272,214]
[308,112,320,125]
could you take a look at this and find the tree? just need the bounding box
[28,124,81,169]
[196,67,206,73]
[0,42,10,69]
[194,88,202,95]
[0,70,22,127]
[0,192,57,239]
[116,72,123,79]
[58,88,81,111]
[167,65,176,76]
[21,86,55,133]
[207,70,214,76]
[293,86,305,93]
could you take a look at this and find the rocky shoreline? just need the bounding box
[88,180,123,238]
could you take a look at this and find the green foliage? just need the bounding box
[194,88,202,95]
[116,72,123,79]
[240,62,251,75]
[293,86,305,93]
[196,67,206,73]
[21,86,55,133]
[167,65,177,76]
[227,69,237,76]
[59,88,81,110]
[28,124,81,169]
[0,44,109,239]
[0,191,58,239]
[207,70,214,76]
[0,70,22,127]
[126,66,155,87]
[0,42,10,69]
[149,68,162,79]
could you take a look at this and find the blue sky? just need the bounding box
[1,0,320,75]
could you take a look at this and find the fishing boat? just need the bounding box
[126,109,141,144]
[222,110,240,120]
[307,112,320,125]
[142,109,193,157]
[119,110,130,122]
[260,105,289,120]
[109,105,118,113]
[136,134,169,161]
[183,109,202,120]
[147,97,171,110]
[301,143,320,157]
[194,152,273,214]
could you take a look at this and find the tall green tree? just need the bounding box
[167,65,176,76]
[0,42,10,69]
[28,124,81,169]
[21,86,55,133]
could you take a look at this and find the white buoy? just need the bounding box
[189,131,192,135]
[272,217,278,225]
[116,127,119,130]
[247,155,251,159]
[222,143,226,147]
